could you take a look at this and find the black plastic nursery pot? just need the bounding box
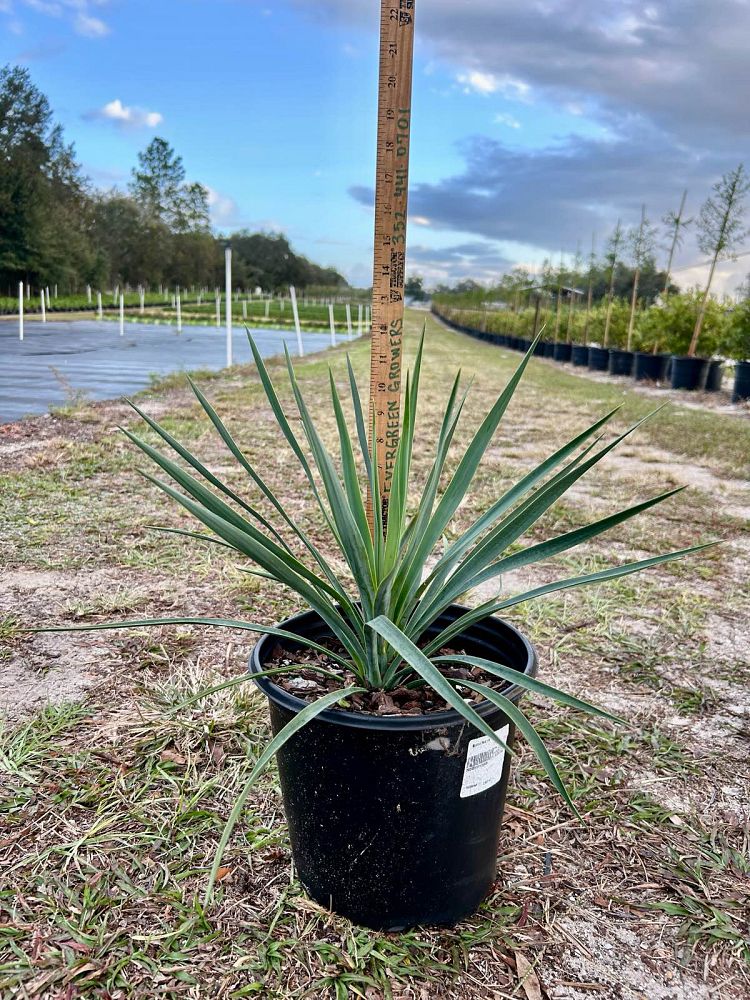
[588,346,610,371]
[553,342,572,363]
[517,337,531,352]
[543,341,556,358]
[608,349,635,377]
[671,356,709,391]
[704,359,724,393]
[533,340,546,357]
[571,345,590,366]
[250,604,538,931]
[633,352,669,382]
[733,360,750,402]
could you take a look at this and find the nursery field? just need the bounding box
[0,321,335,424]
[0,310,748,999]
[0,295,366,333]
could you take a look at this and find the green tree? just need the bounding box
[0,64,92,290]
[626,206,658,349]
[603,220,624,346]
[661,190,691,300]
[690,164,750,356]
[405,275,426,301]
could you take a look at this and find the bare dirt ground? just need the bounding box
[0,313,748,999]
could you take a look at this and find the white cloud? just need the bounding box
[13,0,111,37]
[85,98,163,129]
[75,11,107,36]
[494,112,521,129]
[456,70,530,101]
[206,187,239,227]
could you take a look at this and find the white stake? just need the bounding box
[18,282,24,341]
[177,293,182,333]
[87,284,92,304]
[225,246,233,367]
[54,284,58,299]
[46,287,51,309]
[329,303,336,347]
[25,282,30,301]
[97,291,103,320]
[357,303,363,338]
[242,300,247,321]
[346,303,353,340]
[139,288,145,314]
[113,284,119,305]
[289,285,304,357]
[215,292,221,329]
[40,290,46,323]
[119,293,124,336]
[265,298,270,319]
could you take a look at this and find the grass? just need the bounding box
[0,310,748,998]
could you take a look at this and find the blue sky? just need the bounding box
[2,1,748,291]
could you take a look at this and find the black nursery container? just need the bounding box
[571,345,590,366]
[732,360,750,402]
[588,346,610,371]
[543,341,556,358]
[250,605,537,931]
[553,342,572,362]
[704,360,724,393]
[608,349,635,377]
[671,356,709,391]
[634,352,669,382]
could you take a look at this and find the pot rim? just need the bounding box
[249,603,538,732]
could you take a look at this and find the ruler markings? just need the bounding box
[368,0,415,534]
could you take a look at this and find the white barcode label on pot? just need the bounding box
[460,725,510,799]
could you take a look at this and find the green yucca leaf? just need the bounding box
[204,684,365,903]
[472,486,685,585]
[185,374,349,600]
[410,408,671,635]
[393,336,541,612]
[424,542,715,655]
[435,654,624,724]
[346,354,373,483]
[141,472,368,665]
[29,616,353,668]
[456,678,580,818]
[284,345,376,603]
[420,405,621,591]
[123,401,291,553]
[125,428,348,609]
[367,615,513,755]
[147,525,236,549]
[328,369,374,562]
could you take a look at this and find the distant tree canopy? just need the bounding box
[0,65,347,294]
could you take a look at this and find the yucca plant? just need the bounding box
[42,330,708,904]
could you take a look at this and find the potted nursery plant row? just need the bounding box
[432,297,749,399]
[35,330,709,932]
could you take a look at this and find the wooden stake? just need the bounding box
[369,0,416,530]
[225,248,233,366]
[329,303,336,347]
[289,285,304,357]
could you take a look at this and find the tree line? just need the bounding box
[430,164,749,359]
[0,65,347,296]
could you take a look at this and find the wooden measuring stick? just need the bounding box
[368,0,416,533]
